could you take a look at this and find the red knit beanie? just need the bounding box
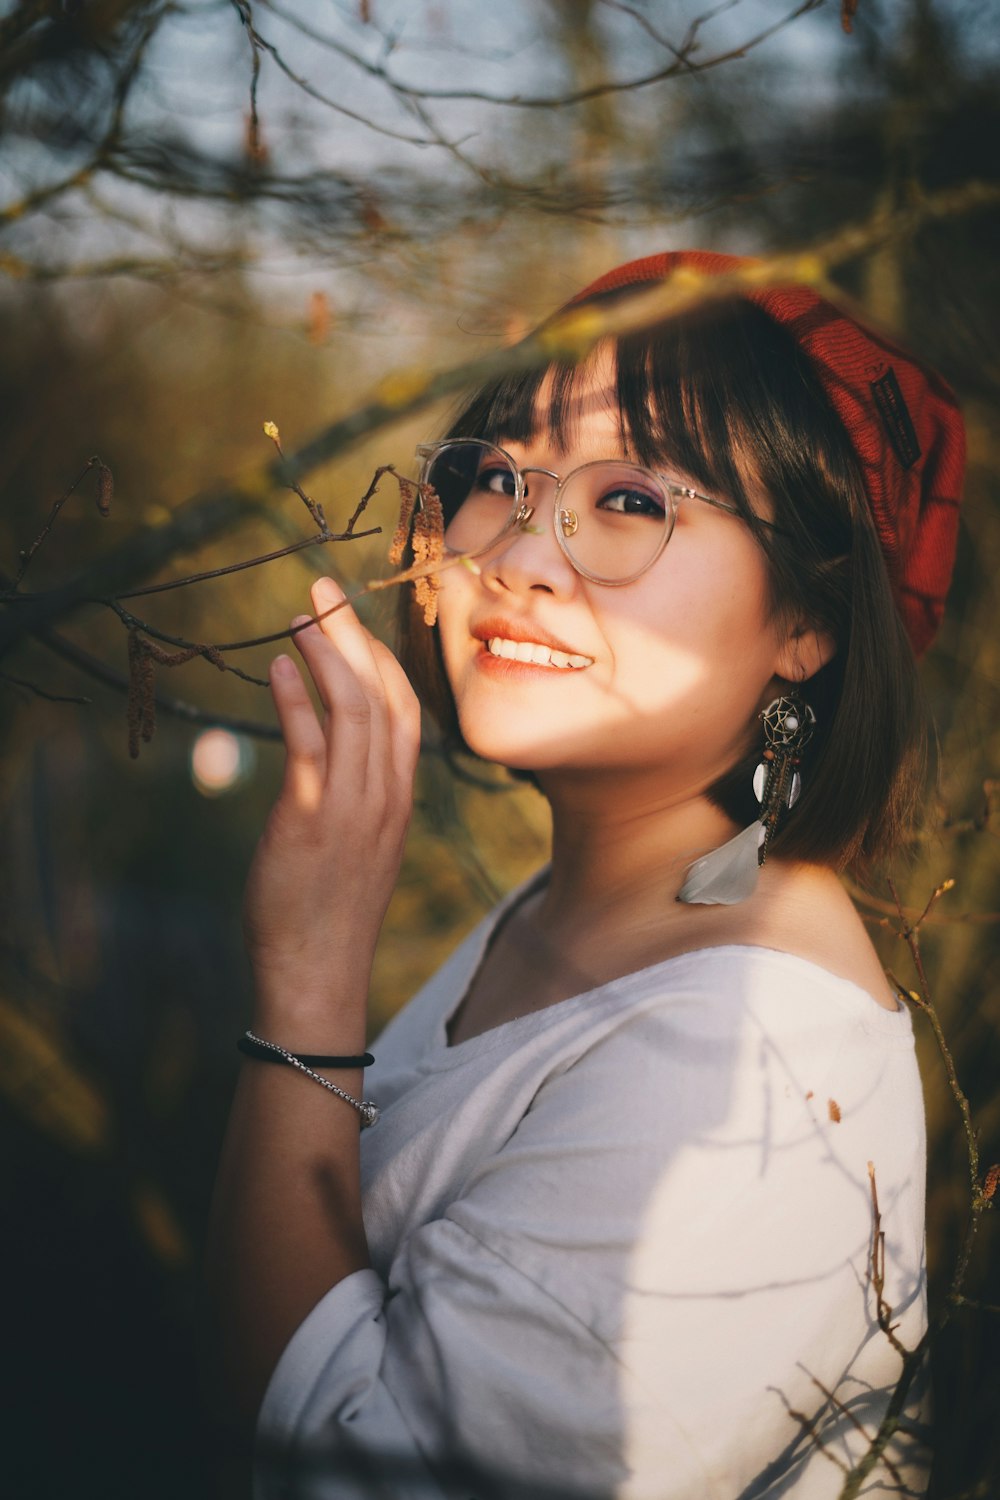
[571,251,965,658]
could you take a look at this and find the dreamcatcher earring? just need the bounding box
[676,693,817,906]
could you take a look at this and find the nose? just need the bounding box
[481,468,577,598]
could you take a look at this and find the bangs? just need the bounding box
[442,296,840,552]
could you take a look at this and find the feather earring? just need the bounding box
[676,693,816,906]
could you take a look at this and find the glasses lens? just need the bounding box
[558,463,670,581]
[423,441,519,557]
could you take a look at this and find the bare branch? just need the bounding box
[14,456,108,584]
[116,526,379,602]
[834,1331,930,1500]
[948,1294,1000,1316]
[35,623,282,740]
[886,879,981,1202]
[262,421,329,530]
[0,669,91,705]
[261,0,825,109]
[807,1373,904,1489]
[866,1163,908,1360]
[229,0,451,148]
[4,180,999,658]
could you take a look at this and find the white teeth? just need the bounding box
[486,636,593,669]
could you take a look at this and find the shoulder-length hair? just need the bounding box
[397,293,925,875]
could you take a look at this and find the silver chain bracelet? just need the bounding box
[244,1030,378,1128]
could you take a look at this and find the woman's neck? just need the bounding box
[535,766,742,929]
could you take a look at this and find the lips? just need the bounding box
[469,616,596,675]
[471,616,589,659]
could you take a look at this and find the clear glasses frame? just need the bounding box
[415,439,784,587]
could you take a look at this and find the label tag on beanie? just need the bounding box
[870,367,921,470]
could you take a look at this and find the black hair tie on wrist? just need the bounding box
[237,1034,374,1068]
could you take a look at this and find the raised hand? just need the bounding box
[243,575,421,1032]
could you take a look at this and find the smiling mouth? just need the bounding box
[485,636,594,669]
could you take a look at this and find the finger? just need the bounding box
[310,576,388,702]
[313,578,420,791]
[290,602,383,793]
[310,577,393,781]
[367,635,422,787]
[269,651,326,809]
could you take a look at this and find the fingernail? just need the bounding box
[272,654,296,678]
[290,614,314,631]
[314,576,342,603]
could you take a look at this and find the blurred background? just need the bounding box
[0,1,998,1495]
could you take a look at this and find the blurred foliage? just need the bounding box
[1,1,999,1497]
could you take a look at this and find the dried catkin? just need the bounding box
[126,630,156,758]
[127,630,143,759]
[125,632,217,757]
[97,464,114,517]
[411,484,445,626]
[389,476,419,565]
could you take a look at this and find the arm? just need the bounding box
[204,573,420,1427]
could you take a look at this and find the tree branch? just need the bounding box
[3,180,998,655]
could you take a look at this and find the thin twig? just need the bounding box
[834,1332,930,1500]
[836,870,995,1498]
[261,0,823,109]
[14,457,104,584]
[846,876,1000,927]
[886,879,981,1200]
[262,421,328,530]
[867,1163,908,1359]
[229,0,445,147]
[948,1294,1000,1316]
[35,625,281,740]
[0,670,91,705]
[231,0,265,163]
[810,1370,904,1488]
[115,526,380,601]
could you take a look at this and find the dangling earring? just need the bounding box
[754,694,816,862]
[676,693,816,906]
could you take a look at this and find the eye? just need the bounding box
[474,465,517,497]
[596,485,665,519]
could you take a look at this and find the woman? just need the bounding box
[207,251,965,1498]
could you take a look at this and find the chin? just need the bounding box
[456,713,620,777]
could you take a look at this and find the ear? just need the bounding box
[773,619,837,684]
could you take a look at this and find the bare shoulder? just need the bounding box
[719,861,899,1011]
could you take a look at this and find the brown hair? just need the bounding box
[397,294,925,875]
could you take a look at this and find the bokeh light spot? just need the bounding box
[190,728,253,796]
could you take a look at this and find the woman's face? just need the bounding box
[434,355,794,797]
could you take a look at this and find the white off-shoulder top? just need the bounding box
[256,867,928,1499]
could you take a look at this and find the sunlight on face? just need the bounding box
[434,351,785,797]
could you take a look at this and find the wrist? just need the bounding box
[249,976,370,1051]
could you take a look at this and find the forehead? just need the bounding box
[502,346,627,457]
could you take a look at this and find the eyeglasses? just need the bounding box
[415,439,783,586]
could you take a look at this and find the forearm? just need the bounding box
[204,575,419,1430]
[204,988,373,1427]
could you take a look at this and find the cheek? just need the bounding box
[605,550,777,722]
[593,549,779,768]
